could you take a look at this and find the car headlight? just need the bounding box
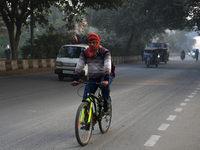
[56,61,63,66]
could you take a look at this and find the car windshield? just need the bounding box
[58,46,86,58]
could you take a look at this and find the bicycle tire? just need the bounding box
[99,97,112,133]
[75,102,93,146]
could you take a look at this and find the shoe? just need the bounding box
[80,124,94,130]
[104,105,110,114]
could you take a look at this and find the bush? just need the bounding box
[20,26,74,59]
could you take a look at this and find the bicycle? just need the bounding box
[74,80,112,146]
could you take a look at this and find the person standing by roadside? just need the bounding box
[195,49,199,61]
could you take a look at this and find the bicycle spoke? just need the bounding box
[99,100,112,133]
[75,102,93,146]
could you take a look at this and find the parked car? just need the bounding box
[54,44,89,81]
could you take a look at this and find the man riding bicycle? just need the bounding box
[71,33,113,113]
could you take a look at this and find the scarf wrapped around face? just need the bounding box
[87,33,100,53]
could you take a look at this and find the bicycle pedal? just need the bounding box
[103,111,110,115]
[80,126,86,130]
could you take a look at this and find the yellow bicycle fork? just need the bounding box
[80,98,93,124]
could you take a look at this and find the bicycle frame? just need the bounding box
[80,84,102,125]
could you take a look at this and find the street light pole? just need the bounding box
[30,0,34,59]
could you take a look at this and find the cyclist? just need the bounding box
[71,33,113,113]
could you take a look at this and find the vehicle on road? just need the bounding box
[147,43,169,65]
[180,50,185,60]
[188,50,191,56]
[180,53,185,60]
[144,48,159,68]
[157,49,168,64]
[190,49,196,59]
[54,44,89,81]
[74,80,112,146]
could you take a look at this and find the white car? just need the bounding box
[54,44,89,81]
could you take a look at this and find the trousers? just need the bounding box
[83,76,113,106]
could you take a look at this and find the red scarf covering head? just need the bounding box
[87,33,100,55]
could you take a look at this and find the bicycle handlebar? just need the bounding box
[71,79,101,86]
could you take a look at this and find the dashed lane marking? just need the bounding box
[143,87,196,148]
[184,99,190,102]
[158,123,170,131]
[180,103,187,106]
[174,108,183,112]
[166,115,177,121]
[144,135,161,147]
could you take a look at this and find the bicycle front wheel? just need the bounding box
[99,97,112,133]
[75,102,93,146]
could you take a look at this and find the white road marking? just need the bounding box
[188,95,194,98]
[174,108,183,112]
[180,103,187,106]
[194,90,198,92]
[29,110,36,112]
[197,88,200,90]
[144,135,161,147]
[191,93,196,95]
[166,115,177,121]
[158,123,170,131]
[184,99,190,102]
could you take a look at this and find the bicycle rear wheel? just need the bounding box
[99,97,112,133]
[75,102,93,146]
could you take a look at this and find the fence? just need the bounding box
[0,55,141,76]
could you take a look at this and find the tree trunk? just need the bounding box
[7,23,19,60]
[7,24,21,60]
[2,10,21,60]
[125,34,134,54]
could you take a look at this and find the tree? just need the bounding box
[139,0,200,31]
[0,0,124,60]
[86,0,200,55]
[156,30,196,52]
[0,16,7,34]
[20,26,74,59]
[85,1,166,54]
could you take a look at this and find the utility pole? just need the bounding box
[30,0,34,59]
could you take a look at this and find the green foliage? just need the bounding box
[0,0,123,59]
[156,30,196,52]
[0,34,9,58]
[0,16,7,34]
[96,30,125,55]
[20,26,74,59]
[85,2,161,55]
[20,41,31,59]
[139,0,200,30]
[85,0,200,55]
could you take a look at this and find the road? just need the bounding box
[1,54,200,150]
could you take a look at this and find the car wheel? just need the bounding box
[58,74,64,81]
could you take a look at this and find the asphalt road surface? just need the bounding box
[1,54,200,150]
